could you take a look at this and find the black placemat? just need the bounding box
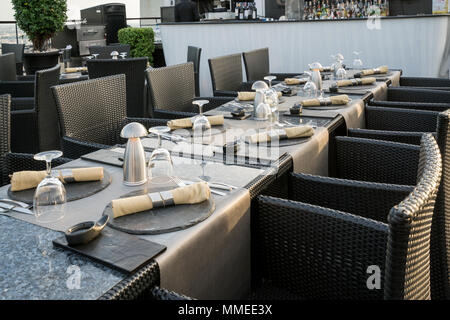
[53,226,166,274]
[103,187,216,235]
[81,149,124,167]
[8,168,112,204]
[242,130,312,147]
[172,123,229,138]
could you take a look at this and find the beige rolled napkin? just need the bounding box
[301,94,349,107]
[111,181,211,218]
[10,167,104,191]
[167,115,224,130]
[248,126,314,144]
[284,78,306,85]
[360,66,388,76]
[65,67,87,73]
[237,91,282,101]
[337,77,376,87]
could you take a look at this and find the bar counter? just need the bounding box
[159,14,450,96]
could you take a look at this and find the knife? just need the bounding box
[0,202,34,215]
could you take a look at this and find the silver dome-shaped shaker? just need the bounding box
[120,122,148,186]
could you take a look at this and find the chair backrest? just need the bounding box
[89,44,131,59]
[243,47,270,82]
[430,109,450,299]
[52,74,127,146]
[0,94,10,186]
[87,58,148,117]
[187,46,201,75]
[400,77,450,88]
[34,65,61,151]
[208,53,243,92]
[384,133,442,300]
[366,106,439,133]
[388,87,450,103]
[2,43,24,63]
[0,53,18,81]
[145,62,195,113]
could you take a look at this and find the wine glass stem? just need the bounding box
[46,160,52,177]
[157,134,162,148]
[199,105,203,115]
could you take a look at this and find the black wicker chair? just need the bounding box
[348,110,450,299]
[11,64,61,154]
[87,58,148,117]
[0,53,34,98]
[252,133,441,299]
[146,62,232,119]
[52,74,168,159]
[1,43,25,75]
[208,53,254,97]
[369,87,450,110]
[400,77,450,91]
[243,47,302,82]
[187,46,201,97]
[89,44,131,59]
[0,94,70,187]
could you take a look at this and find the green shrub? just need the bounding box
[118,27,155,65]
[12,0,67,52]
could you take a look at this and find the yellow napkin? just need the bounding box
[65,67,87,74]
[112,181,211,218]
[337,77,376,87]
[248,126,314,144]
[360,66,388,76]
[167,115,224,130]
[10,167,104,191]
[301,95,349,107]
[284,78,306,85]
[237,91,282,101]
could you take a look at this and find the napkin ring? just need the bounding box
[268,129,287,141]
[318,97,332,106]
[51,169,76,183]
[148,191,174,208]
[350,79,363,86]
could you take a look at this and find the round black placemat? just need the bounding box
[8,168,112,204]
[242,129,311,147]
[103,187,215,235]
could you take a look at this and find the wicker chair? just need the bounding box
[1,43,25,75]
[87,58,148,117]
[187,46,201,97]
[370,87,450,110]
[208,53,254,97]
[400,77,450,91]
[252,133,441,299]
[243,47,302,82]
[348,110,450,299]
[89,44,131,59]
[0,94,70,187]
[10,65,61,154]
[52,74,168,159]
[146,62,232,119]
[0,53,34,98]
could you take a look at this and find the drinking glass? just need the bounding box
[192,100,212,144]
[148,126,174,184]
[33,151,66,224]
[336,67,347,80]
[120,52,127,59]
[264,89,280,126]
[302,72,318,98]
[264,75,277,88]
[353,51,363,69]
[92,53,99,60]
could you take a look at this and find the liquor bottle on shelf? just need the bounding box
[235,2,240,19]
[321,0,327,19]
[252,2,257,19]
[247,3,253,20]
[239,3,244,20]
[312,0,317,20]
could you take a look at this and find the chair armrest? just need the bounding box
[61,136,110,159]
[289,173,413,223]
[348,128,425,145]
[0,81,34,97]
[213,90,237,97]
[365,106,439,132]
[387,87,450,103]
[255,195,388,299]
[335,136,420,185]
[369,99,450,111]
[11,97,34,111]
[150,287,194,300]
[400,77,450,88]
[17,75,35,81]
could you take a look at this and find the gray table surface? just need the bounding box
[0,70,400,300]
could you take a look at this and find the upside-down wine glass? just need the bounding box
[192,100,211,182]
[148,126,174,184]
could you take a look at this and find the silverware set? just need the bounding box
[172,177,237,197]
[0,199,33,215]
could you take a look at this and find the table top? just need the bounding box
[0,69,401,299]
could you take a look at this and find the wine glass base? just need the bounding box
[123,179,147,187]
[199,176,211,182]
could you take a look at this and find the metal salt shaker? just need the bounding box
[120,122,148,186]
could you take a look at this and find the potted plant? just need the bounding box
[12,0,67,74]
[118,27,155,66]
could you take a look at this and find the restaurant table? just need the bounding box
[0,69,400,300]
